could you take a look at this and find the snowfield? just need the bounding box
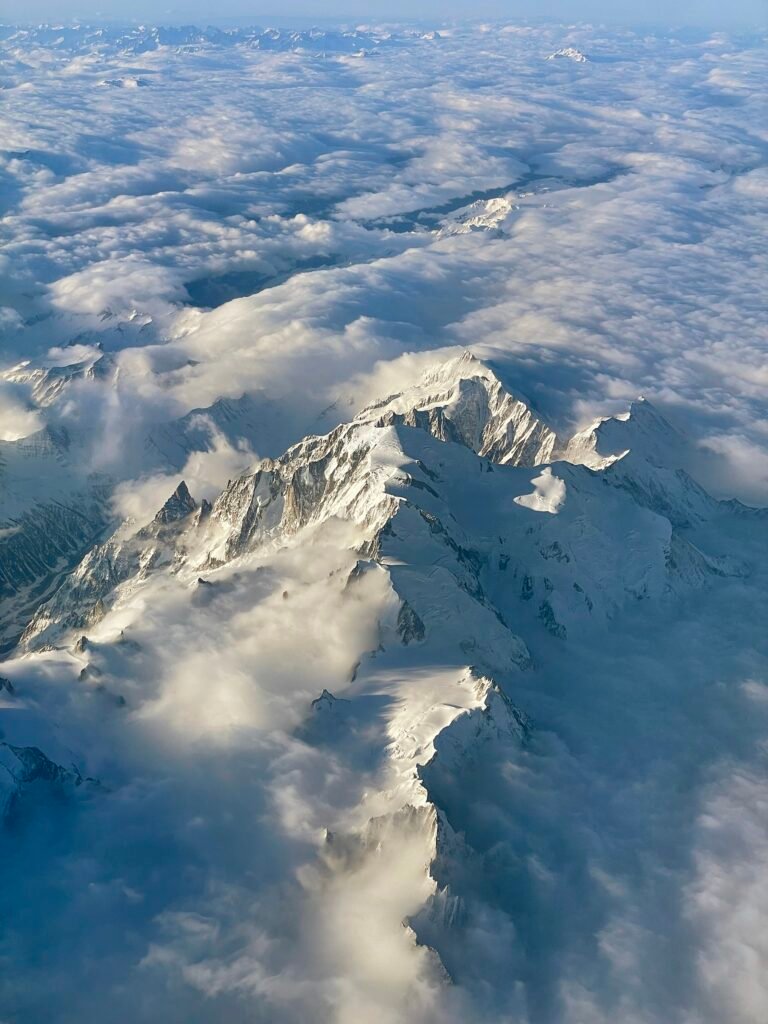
[1,18,767,1024]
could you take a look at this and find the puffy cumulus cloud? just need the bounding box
[0,381,43,440]
[50,257,188,316]
[130,518,390,741]
[0,305,24,335]
[139,811,456,1024]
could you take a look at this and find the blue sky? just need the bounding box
[2,0,767,26]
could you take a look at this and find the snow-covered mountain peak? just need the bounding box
[359,351,490,411]
[562,397,686,472]
[547,47,589,63]
[356,352,557,467]
[437,196,517,237]
[16,354,737,653]
[1,352,115,408]
[561,398,715,526]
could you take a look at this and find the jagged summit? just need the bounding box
[153,481,197,525]
[356,351,557,467]
[18,354,739,652]
[357,351,485,419]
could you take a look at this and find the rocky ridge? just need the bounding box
[1,351,762,1002]
[20,354,736,652]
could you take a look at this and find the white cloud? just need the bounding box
[699,433,768,504]
[50,258,188,316]
[0,381,44,440]
[112,423,257,524]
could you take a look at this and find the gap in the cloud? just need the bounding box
[181,163,632,312]
[361,165,628,233]
[183,253,348,309]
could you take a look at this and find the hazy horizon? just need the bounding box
[1,0,767,28]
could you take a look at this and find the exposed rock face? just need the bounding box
[153,481,197,525]
[20,482,200,650]
[18,355,738,657]
[0,742,97,820]
[0,425,112,654]
[397,600,426,645]
[358,352,557,467]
